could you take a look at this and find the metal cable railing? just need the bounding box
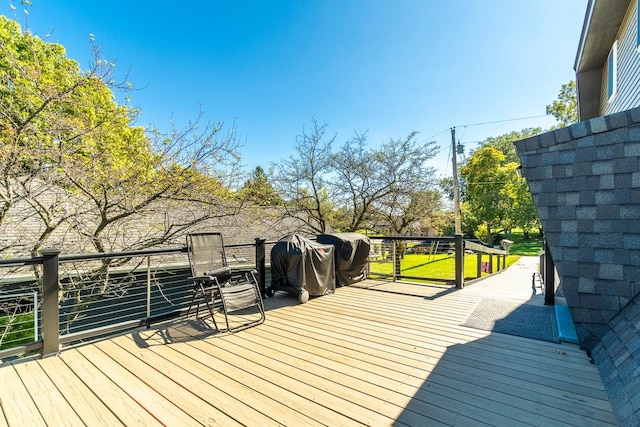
[0,240,267,361]
[1,234,507,361]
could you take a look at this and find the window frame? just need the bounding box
[607,40,618,102]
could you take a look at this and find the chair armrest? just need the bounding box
[204,267,232,277]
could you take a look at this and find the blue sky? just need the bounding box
[6,0,587,178]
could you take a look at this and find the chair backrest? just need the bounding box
[187,233,228,277]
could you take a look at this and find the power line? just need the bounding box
[454,114,547,129]
[423,128,450,141]
[425,113,547,143]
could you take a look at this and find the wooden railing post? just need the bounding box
[255,238,267,297]
[41,248,60,357]
[454,234,464,288]
[476,252,482,278]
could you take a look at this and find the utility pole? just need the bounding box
[451,127,462,234]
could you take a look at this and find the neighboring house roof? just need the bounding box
[0,179,318,257]
[574,0,632,120]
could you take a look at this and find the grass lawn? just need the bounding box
[370,253,520,283]
[507,230,543,256]
[0,312,35,350]
[369,230,541,284]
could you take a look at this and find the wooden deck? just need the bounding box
[0,257,617,426]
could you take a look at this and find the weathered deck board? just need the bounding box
[0,257,618,426]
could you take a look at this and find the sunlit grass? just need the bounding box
[370,253,520,284]
[0,313,35,350]
[507,230,543,256]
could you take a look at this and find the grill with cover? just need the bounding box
[268,234,335,303]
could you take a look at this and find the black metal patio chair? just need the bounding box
[186,232,265,332]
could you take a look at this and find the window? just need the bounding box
[637,2,640,50]
[607,40,618,101]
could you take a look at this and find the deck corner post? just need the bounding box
[454,234,464,288]
[41,248,61,357]
[255,238,267,297]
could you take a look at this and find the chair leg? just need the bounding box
[186,281,219,331]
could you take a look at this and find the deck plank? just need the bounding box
[96,339,246,427]
[0,257,618,426]
[253,316,615,423]
[12,359,85,426]
[73,344,201,426]
[36,356,125,426]
[179,333,379,427]
[59,349,164,426]
[260,294,615,426]
[112,332,320,426]
[0,363,46,427]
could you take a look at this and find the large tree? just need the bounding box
[0,15,243,257]
[480,128,541,164]
[460,147,512,244]
[239,166,283,206]
[460,129,541,243]
[271,119,335,234]
[0,14,248,334]
[272,121,440,235]
[331,131,439,234]
[376,188,443,235]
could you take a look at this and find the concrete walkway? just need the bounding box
[461,255,544,303]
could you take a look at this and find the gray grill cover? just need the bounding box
[317,233,370,286]
[270,234,336,296]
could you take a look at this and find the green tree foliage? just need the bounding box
[503,168,539,236]
[460,147,512,244]
[480,128,541,164]
[239,166,283,206]
[460,128,540,244]
[546,80,578,128]
[0,16,242,257]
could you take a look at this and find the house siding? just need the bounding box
[601,0,640,115]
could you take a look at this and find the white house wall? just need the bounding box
[601,0,640,115]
